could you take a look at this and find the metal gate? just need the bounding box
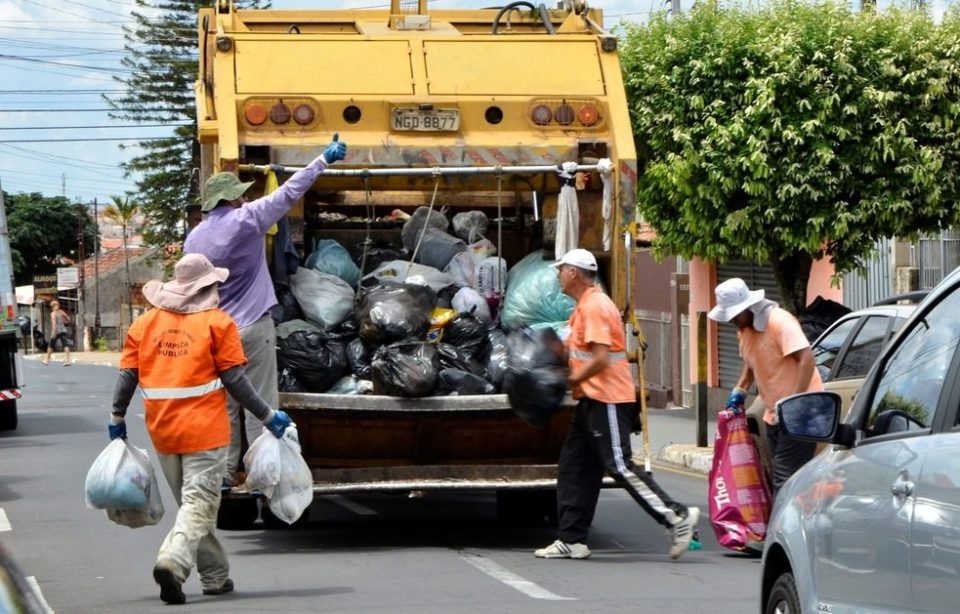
[715,262,781,389]
[914,230,960,290]
[842,238,891,311]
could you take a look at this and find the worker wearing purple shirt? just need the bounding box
[185,134,347,485]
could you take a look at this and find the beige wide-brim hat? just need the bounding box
[708,277,765,322]
[142,253,229,313]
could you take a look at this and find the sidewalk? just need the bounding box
[20,349,716,474]
[641,406,715,476]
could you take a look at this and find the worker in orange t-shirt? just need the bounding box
[107,253,292,605]
[534,249,700,561]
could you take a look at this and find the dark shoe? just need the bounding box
[153,563,186,605]
[203,578,234,596]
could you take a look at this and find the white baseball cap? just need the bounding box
[708,278,765,322]
[550,248,598,272]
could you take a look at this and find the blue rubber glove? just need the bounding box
[265,409,293,439]
[726,387,747,413]
[108,416,127,440]
[321,133,346,164]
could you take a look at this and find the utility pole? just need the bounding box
[671,0,681,16]
[77,198,85,352]
[93,198,100,340]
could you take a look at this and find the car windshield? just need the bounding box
[813,318,859,379]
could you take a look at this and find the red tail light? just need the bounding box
[577,104,599,127]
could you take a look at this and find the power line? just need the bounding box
[0,124,188,130]
[0,109,188,113]
[0,137,175,143]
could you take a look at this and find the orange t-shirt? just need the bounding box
[566,286,635,404]
[738,307,823,425]
[121,308,247,454]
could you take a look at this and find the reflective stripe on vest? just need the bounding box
[569,349,628,361]
[140,378,223,400]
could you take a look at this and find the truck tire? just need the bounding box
[0,399,16,431]
[216,496,259,530]
[496,489,558,526]
[260,503,311,529]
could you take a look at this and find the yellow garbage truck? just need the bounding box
[197,0,641,528]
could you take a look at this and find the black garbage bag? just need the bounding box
[346,337,371,379]
[436,284,459,310]
[436,368,495,396]
[480,328,509,389]
[440,313,489,360]
[17,315,29,337]
[357,283,437,347]
[503,327,570,427]
[276,330,349,393]
[33,326,48,352]
[271,284,303,324]
[278,367,306,393]
[351,243,406,275]
[436,342,488,379]
[798,296,852,343]
[371,341,439,397]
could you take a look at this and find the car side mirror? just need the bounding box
[776,392,843,441]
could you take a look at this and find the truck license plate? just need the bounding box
[391,108,460,131]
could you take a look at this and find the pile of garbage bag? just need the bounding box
[275,235,575,402]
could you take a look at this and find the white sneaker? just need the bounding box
[669,506,700,559]
[534,540,591,559]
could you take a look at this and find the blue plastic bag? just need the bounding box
[499,252,574,331]
[306,239,361,288]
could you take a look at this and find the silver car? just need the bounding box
[761,269,960,614]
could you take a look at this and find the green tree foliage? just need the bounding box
[105,0,266,249]
[620,1,960,312]
[4,192,96,285]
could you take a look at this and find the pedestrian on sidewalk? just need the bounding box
[106,253,293,605]
[42,300,72,366]
[534,249,700,561]
[708,278,823,497]
[184,134,346,488]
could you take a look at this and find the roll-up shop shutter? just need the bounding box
[716,262,781,389]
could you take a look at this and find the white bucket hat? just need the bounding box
[142,253,229,313]
[708,278,765,322]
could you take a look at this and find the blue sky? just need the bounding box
[0,0,948,207]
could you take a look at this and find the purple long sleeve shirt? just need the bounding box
[184,157,328,328]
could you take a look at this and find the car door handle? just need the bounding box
[891,478,914,497]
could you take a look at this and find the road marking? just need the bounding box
[460,552,576,601]
[0,507,10,532]
[326,495,378,516]
[25,576,56,613]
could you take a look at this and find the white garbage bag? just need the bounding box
[85,438,164,528]
[244,426,313,525]
[289,267,355,331]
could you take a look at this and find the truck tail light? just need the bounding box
[244,103,267,125]
[554,103,575,126]
[270,100,291,124]
[293,104,315,125]
[531,104,552,126]
[577,104,599,127]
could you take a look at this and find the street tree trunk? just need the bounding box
[770,251,813,315]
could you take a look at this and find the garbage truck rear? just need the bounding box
[196,0,641,528]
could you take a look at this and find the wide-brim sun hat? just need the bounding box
[142,253,229,312]
[550,248,598,272]
[708,277,765,322]
[202,172,254,212]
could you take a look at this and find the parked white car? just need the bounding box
[761,270,960,613]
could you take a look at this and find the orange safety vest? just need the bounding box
[120,308,247,454]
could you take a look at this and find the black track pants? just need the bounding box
[766,422,816,499]
[556,398,687,544]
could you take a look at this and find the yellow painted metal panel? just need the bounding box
[234,40,414,95]
[424,41,604,96]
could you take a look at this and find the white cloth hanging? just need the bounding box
[597,158,614,252]
[555,161,580,260]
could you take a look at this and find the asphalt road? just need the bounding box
[1,360,761,613]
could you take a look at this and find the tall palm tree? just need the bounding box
[103,194,139,327]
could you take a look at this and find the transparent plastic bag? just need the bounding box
[85,439,164,528]
[244,426,314,525]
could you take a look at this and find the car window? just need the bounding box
[833,316,890,379]
[866,290,960,436]
[812,317,860,380]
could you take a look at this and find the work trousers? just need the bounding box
[557,398,687,544]
[226,314,278,480]
[156,446,229,592]
[766,422,816,499]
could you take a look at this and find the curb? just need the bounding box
[654,444,714,476]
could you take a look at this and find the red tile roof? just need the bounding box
[80,246,152,279]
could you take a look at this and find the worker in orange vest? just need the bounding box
[107,253,292,605]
